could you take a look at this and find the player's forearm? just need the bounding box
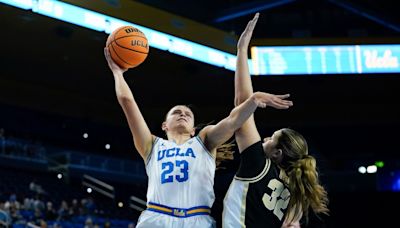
[229,93,259,130]
[113,73,153,158]
[234,49,253,106]
[113,73,134,103]
[201,95,258,151]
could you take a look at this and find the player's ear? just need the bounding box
[190,127,196,136]
[162,122,167,132]
[271,149,283,163]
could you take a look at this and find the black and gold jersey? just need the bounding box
[223,141,290,228]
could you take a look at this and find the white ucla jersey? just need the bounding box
[145,136,216,208]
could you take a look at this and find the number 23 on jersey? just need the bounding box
[161,160,189,184]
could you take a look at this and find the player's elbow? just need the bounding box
[234,97,240,107]
[117,94,133,105]
[234,96,246,107]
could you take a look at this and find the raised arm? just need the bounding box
[104,48,154,160]
[234,13,260,152]
[235,13,259,106]
[199,92,292,153]
[234,13,292,152]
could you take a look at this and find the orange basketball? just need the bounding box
[106,25,149,69]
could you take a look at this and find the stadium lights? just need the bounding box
[358,166,367,174]
[1,0,399,75]
[359,164,380,174]
[367,165,377,174]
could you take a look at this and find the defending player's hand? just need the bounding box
[237,13,259,51]
[104,47,127,75]
[252,92,293,109]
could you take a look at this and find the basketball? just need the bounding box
[106,25,149,69]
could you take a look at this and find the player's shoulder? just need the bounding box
[241,141,263,154]
[196,125,213,142]
[198,125,214,135]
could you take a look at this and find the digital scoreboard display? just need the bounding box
[251,44,400,75]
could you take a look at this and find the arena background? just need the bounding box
[1,0,399,227]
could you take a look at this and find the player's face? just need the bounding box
[262,130,282,158]
[165,106,195,133]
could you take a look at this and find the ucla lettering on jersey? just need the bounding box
[157,147,196,161]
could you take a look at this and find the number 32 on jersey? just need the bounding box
[262,179,290,220]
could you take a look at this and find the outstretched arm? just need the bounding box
[234,13,261,152]
[199,92,292,153]
[235,17,300,227]
[235,13,259,106]
[234,13,292,152]
[104,48,154,160]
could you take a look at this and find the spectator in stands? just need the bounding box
[57,200,69,221]
[33,207,44,226]
[44,201,57,221]
[5,194,22,224]
[33,195,45,212]
[69,198,80,217]
[84,217,94,228]
[23,197,34,211]
[85,197,96,216]
[80,198,88,215]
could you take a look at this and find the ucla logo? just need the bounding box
[173,209,185,217]
[157,147,196,161]
[131,40,148,48]
[365,50,398,69]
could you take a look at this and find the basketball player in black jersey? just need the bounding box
[222,13,329,228]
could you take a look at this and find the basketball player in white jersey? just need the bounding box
[104,47,292,228]
[223,13,329,228]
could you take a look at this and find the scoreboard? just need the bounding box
[251,44,400,75]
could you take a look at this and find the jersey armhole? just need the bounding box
[234,159,271,183]
[145,137,159,166]
[195,136,215,159]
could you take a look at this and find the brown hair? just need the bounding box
[277,128,329,223]
[215,141,235,170]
